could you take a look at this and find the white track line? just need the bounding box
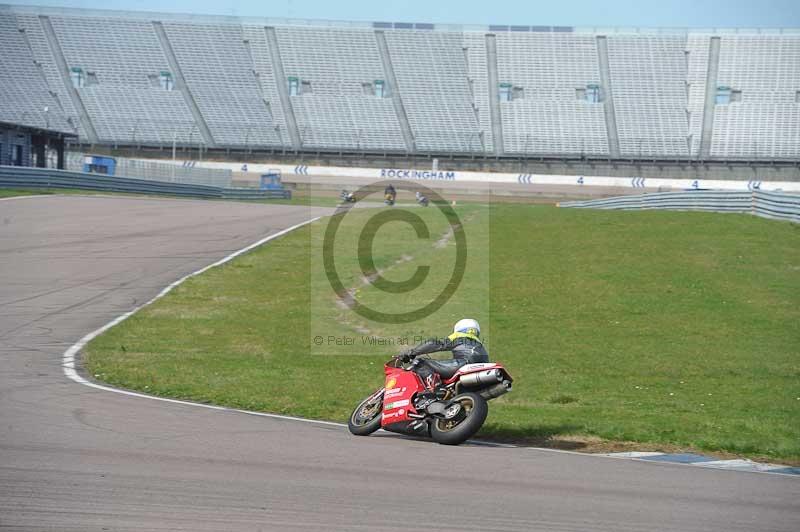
[56,211,541,438]
[0,194,48,201]
[61,215,348,428]
[56,213,800,471]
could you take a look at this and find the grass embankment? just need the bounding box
[85,204,800,462]
[0,188,47,198]
[0,188,136,198]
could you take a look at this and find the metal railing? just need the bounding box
[559,190,800,223]
[65,153,233,188]
[0,166,291,200]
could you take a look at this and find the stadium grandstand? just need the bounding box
[0,3,798,173]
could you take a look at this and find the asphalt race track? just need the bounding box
[1,195,798,531]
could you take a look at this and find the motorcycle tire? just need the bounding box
[429,392,488,445]
[348,392,383,436]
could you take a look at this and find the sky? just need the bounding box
[3,0,800,28]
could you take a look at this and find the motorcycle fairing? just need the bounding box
[380,369,423,426]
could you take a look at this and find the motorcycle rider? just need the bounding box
[384,183,397,204]
[400,318,488,400]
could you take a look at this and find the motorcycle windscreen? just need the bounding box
[380,370,422,426]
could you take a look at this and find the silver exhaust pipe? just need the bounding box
[479,380,512,400]
[460,369,504,388]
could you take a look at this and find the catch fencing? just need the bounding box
[559,190,800,223]
[66,153,232,188]
[0,166,290,200]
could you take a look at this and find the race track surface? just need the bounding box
[1,195,797,531]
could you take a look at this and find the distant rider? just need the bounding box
[384,184,397,203]
[400,319,488,400]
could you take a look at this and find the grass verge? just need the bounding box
[0,188,48,198]
[85,204,800,462]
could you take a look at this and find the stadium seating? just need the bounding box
[384,30,482,152]
[1,12,73,133]
[51,15,168,87]
[461,33,494,153]
[79,86,196,145]
[711,35,800,159]
[47,15,197,144]
[495,32,609,156]
[606,35,690,157]
[240,25,290,148]
[685,34,712,156]
[274,26,405,151]
[1,5,797,160]
[162,22,281,147]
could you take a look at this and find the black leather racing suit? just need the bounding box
[404,333,489,389]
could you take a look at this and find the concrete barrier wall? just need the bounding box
[191,161,800,194]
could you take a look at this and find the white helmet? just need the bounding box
[453,318,480,338]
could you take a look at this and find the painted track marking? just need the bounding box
[60,215,344,428]
[54,208,800,474]
[0,194,47,201]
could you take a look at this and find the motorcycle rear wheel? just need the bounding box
[430,392,488,445]
[348,391,383,436]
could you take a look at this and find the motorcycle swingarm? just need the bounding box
[418,399,460,418]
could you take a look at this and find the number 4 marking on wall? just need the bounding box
[692,180,699,189]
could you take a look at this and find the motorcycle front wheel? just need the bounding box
[429,392,488,445]
[348,391,383,436]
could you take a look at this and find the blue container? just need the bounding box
[83,155,117,176]
[260,170,284,190]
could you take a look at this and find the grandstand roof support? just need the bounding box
[152,21,217,149]
[374,30,416,153]
[264,27,301,150]
[485,33,505,157]
[596,36,620,158]
[39,15,99,144]
[700,36,721,159]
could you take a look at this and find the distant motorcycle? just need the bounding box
[348,353,513,445]
[415,191,429,207]
[384,192,396,206]
[340,190,357,203]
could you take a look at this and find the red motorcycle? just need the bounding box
[348,354,513,445]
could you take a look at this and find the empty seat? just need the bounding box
[711,35,800,159]
[495,32,609,156]
[606,34,690,157]
[1,12,73,132]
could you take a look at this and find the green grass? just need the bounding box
[0,187,142,197]
[307,203,490,352]
[264,193,364,207]
[85,204,800,461]
[0,188,48,198]
[0,187,158,199]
